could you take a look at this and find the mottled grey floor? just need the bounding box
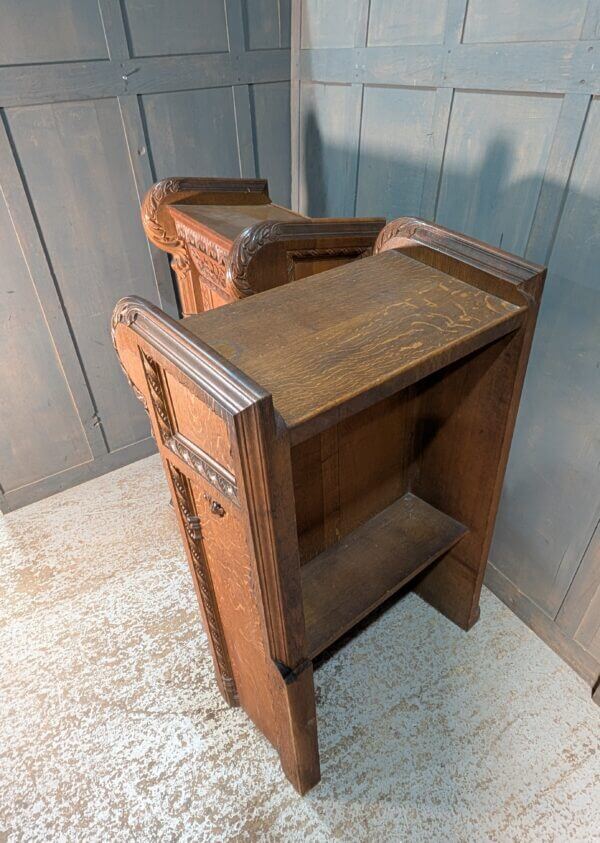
[1,455,598,842]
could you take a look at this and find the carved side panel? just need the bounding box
[112,299,320,791]
[175,219,233,311]
[139,345,238,704]
[168,464,238,706]
[188,244,227,290]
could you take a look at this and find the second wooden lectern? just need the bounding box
[112,217,545,793]
[142,176,384,315]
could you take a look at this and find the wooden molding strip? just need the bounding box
[298,42,600,95]
[0,49,291,108]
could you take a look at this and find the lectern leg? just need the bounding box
[415,551,482,630]
[275,665,321,794]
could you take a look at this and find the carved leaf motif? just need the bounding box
[188,245,227,292]
[142,177,187,249]
[175,221,228,267]
[227,221,283,297]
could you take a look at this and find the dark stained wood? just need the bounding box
[112,296,320,795]
[374,218,546,632]
[301,492,468,659]
[142,176,385,316]
[183,249,525,442]
[112,216,545,793]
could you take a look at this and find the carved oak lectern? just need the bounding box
[113,217,545,794]
[142,176,385,315]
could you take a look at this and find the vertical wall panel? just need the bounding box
[0,193,92,492]
[367,0,448,46]
[0,1,291,511]
[142,88,241,178]
[250,81,291,205]
[300,0,363,48]
[557,520,600,659]
[436,91,562,254]
[245,0,291,49]
[356,86,437,218]
[0,0,108,64]
[463,0,589,44]
[122,0,229,56]
[5,100,158,451]
[492,97,600,615]
[299,82,361,215]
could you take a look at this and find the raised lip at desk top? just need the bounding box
[182,249,527,443]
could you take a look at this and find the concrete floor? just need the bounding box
[1,455,599,842]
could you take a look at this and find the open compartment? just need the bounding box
[291,328,520,659]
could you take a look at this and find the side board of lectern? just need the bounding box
[141,176,385,315]
[113,217,545,793]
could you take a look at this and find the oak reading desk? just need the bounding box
[142,176,385,315]
[113,217,545,794]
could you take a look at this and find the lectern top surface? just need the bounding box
[183,250,524,441]
[170,202,303,244]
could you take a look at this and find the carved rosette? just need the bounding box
[169,464,238,706]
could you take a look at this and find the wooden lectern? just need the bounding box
[142,177,385,315]
[113,217,545,793]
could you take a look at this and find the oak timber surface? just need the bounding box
[301,492,468,659]
[170,202,304,243]
[183,250,525,439]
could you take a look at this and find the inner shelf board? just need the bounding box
[301,492,468,659]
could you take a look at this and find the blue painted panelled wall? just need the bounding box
[0,0,291,512]
[292,0,600,682]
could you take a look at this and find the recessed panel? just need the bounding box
[250,82,291,206]
[492,99,600,616]
[463,0,588,43]
[299,82,361,216]
[0,192,92,492]
[245,0,291,49]
[5,99,157,452]
[356,85,437,218]
[301,0,363,48]
[0,0,107,64]
[142,88,240,178]
[123,0,228,57]
[436,91,561,255]
[368,0,447,46]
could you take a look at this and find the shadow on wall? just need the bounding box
[302,109,567,255]
[301,107,600,613]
